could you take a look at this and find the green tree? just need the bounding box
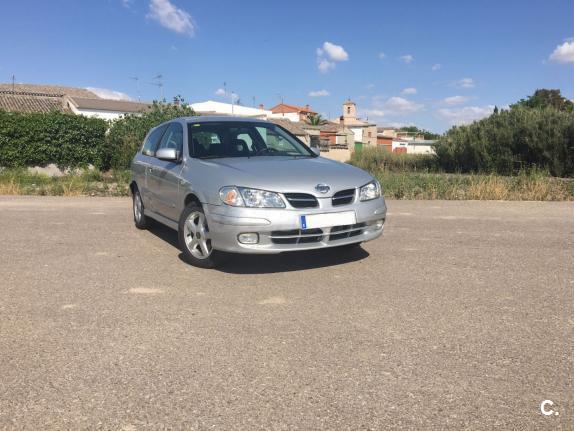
[104,100,196,169]
[512,89,574,112]
[398,126,440,140]
[306,114,327,126]
[436,106,574,177]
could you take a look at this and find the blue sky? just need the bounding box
[1,0,573,132]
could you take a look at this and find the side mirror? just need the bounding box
[155,148,180,162]
[311,147,321,156]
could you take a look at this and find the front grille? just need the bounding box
[284,193,318,209]
[329,222,366,241]
[332,188,355,206]
[270,228,323,244]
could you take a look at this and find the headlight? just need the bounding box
[219,186,286,208]
[359,180,381,201]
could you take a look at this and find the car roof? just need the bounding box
[180,116,271,124]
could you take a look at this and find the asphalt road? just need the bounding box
[0,196,572,430]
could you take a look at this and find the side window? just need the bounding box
[157,123,183,155]
[191,130,223,157]
[142,125,167,156]
[236,133,253,150]
[264,128,293,152]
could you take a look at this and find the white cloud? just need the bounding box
[400,54,414,64]
[362,109,386,118]
[549,40,574,63]
[441,95,470,106]
[366,96,424,118]
[366,83,375,90]
[317,58,335,73]
[378,52,386,60]
[86,87,133,101]
[214,88,239,102]
[452,78,475,89]
[436,105,494,125]
[402,87,417,95]
[319,42,349,61]
[147,0,196,37]
[316,41,348,73]
[431,63,442,71]
[308,89,330,97]
[384,96,423,114]
[121,0,133,8]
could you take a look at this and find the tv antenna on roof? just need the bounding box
[129,76,140,101]
[147,74,164,101]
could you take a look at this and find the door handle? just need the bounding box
[147,167,154,173]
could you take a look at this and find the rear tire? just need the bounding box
[178,202,228,269]
[133,188,151,230]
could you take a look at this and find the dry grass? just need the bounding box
[375,171,573,201]
[0,178,22,195]
[0,168,572,201]
[0,169,130,197]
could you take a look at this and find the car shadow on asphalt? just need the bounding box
[147,223,370,274]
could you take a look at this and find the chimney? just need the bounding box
[339,115,345,125]
[258,103,265,110]
[305,104,310,110]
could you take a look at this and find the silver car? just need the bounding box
[130,117,386,268]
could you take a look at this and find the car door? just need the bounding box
[138,124,168,212]
[147,122,184,221]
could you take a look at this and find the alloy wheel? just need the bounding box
[134,192,143,222]
[183,211,212,259]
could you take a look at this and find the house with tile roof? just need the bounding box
[268,103,317,122]
[65,96,151,120]
[0,83,150,120]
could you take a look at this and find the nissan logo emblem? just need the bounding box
[315,184,330,194]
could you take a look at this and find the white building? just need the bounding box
[392,139,437,154]
[189,100,272,119]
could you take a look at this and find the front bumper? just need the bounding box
[203,197,387,254]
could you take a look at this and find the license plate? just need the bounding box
[300,211,356,229]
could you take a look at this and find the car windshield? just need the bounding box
[188,121,316,159]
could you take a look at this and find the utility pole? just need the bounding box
[231,91,237,115]
[11,74,15,93]
[276,93,284,116]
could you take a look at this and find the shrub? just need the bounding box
[349,146,438,173]
[436,106,574,177]
[104,101,196,170]
[0,110,107,169]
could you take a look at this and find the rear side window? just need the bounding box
[142,125,167,156]
[156,123,184,155]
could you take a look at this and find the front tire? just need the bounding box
[178,203,228,269]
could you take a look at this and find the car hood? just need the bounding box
[195,156,374,197]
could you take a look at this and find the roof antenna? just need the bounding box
[129,76,140,101]
[147,74,164,101]
[11,74,16,93]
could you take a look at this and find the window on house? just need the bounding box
[347,107,351,114]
